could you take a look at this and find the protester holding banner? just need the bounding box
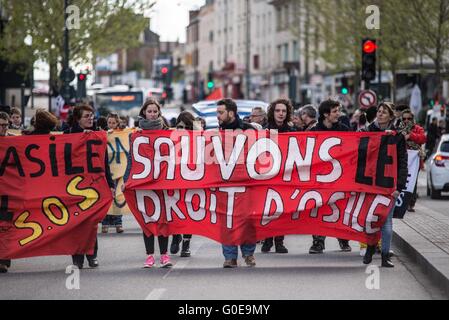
[169,111,199,258]
[397,108,426,212]
[64,104,115,269]
[102,113,124,234]
[309,100,352,254]
[260,99,295,254]
[132,98,172,268]
[362,102,408,268]
[216,98,257,268]
[0,111,12,273]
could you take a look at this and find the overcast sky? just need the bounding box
[150,0,206,43]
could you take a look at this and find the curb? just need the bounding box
[393,220,449,297]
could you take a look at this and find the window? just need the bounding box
[283,43,289,62]
[441,141,449,152]
[292,41,299,61]
[254,55,259,70]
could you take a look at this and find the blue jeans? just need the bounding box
[381,204,395,254]
[222,244,256,260]
[102,215,123,226]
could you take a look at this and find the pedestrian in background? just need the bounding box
[29,109,58,135]
[292,108,304,131]
[300,105,318,131]
[362,102,408,268]
[260,99,295,254]
[9,107,24,130]
[249,106,268,128]
[397,108,426,212]
[426,117,439,159]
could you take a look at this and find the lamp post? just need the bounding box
[24,35,34,110]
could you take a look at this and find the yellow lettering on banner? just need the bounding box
[67,176,99,211]
[42,198,69,226]
[14,211,43,246]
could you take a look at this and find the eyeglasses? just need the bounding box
[176,125,186,129]
[0,123,8,128]
[250,114,263,118]
[82,113,94,119]
[402,117,413,121]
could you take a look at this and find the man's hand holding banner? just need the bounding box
[124,130,398,246]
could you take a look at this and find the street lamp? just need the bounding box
[24,35,34,111]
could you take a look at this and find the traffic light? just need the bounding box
[161,67,168,75]
[207,72,214,90]
[362,39,377,82]
[341,77,349,95]
[76,73,87,100]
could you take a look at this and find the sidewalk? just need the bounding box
[393,189,449,296]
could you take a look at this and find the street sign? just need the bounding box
[358,90,377,108]
[59,68,76,83]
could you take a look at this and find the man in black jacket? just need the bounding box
[217,99,257,268]
[309,100,352,254]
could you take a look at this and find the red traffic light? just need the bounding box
[78,74,86,81]
[363,40,377,54]
[161,67,168,74]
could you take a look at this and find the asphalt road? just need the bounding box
[1,172,447,300]
[0,223,446,300]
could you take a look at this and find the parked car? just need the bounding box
[427,133,449,199]
[191,100,269,129]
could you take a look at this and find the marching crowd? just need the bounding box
[0,95,435,273]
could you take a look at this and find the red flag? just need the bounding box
[206,88,223,101]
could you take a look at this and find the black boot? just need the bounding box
[275,241,288,254]
[363,245,376,264]
[180,240,191,257]
[381,253,394,268]
[170,234,182,254]
[261,238,273,253]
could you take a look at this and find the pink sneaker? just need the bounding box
[144,255,155,268]
[160,254,173,268]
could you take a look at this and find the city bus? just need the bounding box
[93,85,145,116]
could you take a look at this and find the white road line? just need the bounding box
[162,242,203,279]
[145,288,166,300]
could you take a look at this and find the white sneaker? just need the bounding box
[360,248,367,256]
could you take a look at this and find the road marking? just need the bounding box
[145,288,166,300]
[162,242,203,279]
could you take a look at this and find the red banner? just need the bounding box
[0,132,113,259]
[124,130,398,245]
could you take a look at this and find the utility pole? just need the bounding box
[245,0,251,99]
[60,0,71,111]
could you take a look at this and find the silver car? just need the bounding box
[427,133,449,199]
